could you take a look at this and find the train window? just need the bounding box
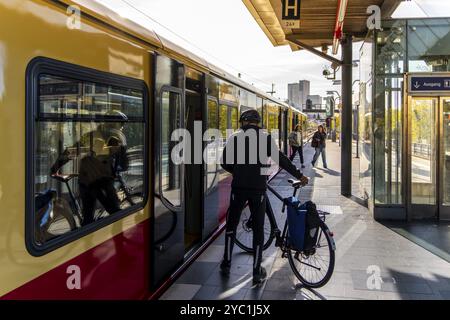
[240,106,251,114]
[256,97,263,117]
[219,105,228,140]
[39,76,144,119]
[161,90,182,207]
[27,58,148,255]
[231,107,239,131]
[206,99,219,191]
[267,112,278,133]
[207,99,218,130]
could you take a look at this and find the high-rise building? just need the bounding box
[307,95,323,108]
[288,80,310,110]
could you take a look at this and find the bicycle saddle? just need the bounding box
[51,174,79,183]
[288,179,302,188]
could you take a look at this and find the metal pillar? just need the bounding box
[341,35,352,197]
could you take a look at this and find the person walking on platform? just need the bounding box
[220,109,308,286]
[311,125,328,169]
[288,124,305,168]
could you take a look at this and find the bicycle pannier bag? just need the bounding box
[286,197,306,251]
[303,201,321,251]
[287,198,321,252]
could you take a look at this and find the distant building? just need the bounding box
[307,95,323,108]
[288,80,310,110]
[288,83,301,110]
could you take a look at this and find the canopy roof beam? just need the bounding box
[285,35,343,65]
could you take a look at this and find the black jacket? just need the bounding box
[312,131,327,148]
[221,125,303,192]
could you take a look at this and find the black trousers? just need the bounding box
[224,190,266,273]
[79,177,121,226]
[289,146,304,164]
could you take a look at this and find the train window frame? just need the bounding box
[158,86,184,212]
[25,57,150,257]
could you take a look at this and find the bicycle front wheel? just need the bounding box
[37,198,77,243]
[234,207,275,253]
[287,221,335,288]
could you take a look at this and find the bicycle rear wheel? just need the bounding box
[287,221,335,288]
[234,207,275,253]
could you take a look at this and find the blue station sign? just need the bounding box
[409,75,450,94]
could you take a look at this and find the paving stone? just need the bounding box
[177,262,219,285]
[160,284,201,300]
[261,290,296,300]
[193,285,248,300]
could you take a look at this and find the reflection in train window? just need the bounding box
[160,90,182,207]
[34,74,146,247]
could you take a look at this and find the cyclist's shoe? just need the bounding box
[253,267,267,286]
[220,260,231,276]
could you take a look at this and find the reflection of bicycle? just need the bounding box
[234,179,336,288]
[35,172,143,243]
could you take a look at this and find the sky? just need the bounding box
[96,0,450,101]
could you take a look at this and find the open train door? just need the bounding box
[152,54,186,289]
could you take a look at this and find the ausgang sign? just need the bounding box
[281,0,301,29]
[409,74,450,95]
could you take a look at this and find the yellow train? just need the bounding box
[0,0,311,299]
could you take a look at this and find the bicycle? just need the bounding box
[35,172,143,243]
[234,179,336,288]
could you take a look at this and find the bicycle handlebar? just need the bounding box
[51,173,79,183]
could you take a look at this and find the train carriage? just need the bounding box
[0,0,310,299]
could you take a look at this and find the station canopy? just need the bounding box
[242,0,403,53]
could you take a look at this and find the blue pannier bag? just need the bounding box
[286,197,306,251]
[286,198,321,252]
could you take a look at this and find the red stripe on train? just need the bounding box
[2,220,150,300]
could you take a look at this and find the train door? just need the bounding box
[203,75,221,239]
[280,109,288,154]
[152,54,185,288]
[184,67,204,253]
[217,103,239,222]
[406,73,450,221]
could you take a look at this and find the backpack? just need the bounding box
[286,198,321,252]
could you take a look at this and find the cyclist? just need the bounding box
[51,110,129,226]
[220,109,308,285]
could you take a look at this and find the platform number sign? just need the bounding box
[281,0,301,28]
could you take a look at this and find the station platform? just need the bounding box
[161,141,450,300]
